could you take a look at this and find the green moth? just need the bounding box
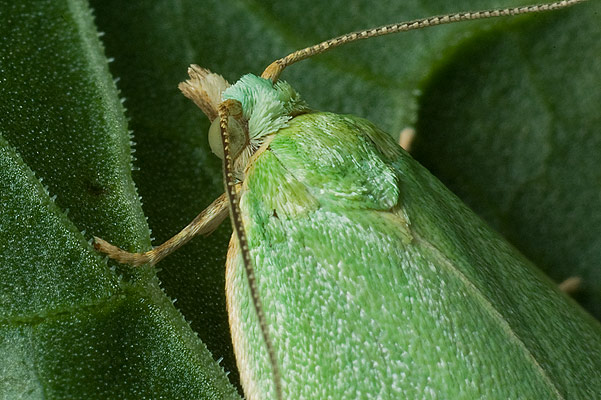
[95,0,601,399]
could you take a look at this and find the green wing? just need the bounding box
[226,112,601,399]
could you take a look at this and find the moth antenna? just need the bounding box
[218,100,283,400]
[262,0,588,81]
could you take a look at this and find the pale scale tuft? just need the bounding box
[222,74,308,145]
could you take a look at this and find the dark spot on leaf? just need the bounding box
[84,179,111,197]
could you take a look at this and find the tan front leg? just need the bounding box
[94,193,229,266]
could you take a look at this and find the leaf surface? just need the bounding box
[412,2,601,317]
[2,0,599,397]
[0,0,239,398]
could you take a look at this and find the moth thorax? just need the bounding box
[208,116,246,160]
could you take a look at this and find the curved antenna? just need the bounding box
[218,100,283,400]
[261,0,587,82]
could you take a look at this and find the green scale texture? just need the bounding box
[227,110,601,399]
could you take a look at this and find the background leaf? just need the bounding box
[2,0,599,397]
[412,3,601,318]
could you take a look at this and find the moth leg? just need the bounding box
[398,127,415,152]
[558,276,582,295]
[94,193,229,266]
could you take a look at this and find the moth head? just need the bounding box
[178,65,248,162]
[179,67,308,177]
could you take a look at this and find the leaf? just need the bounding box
[2,0,599,397]
[0,0,238,398]
[412,2,601,318]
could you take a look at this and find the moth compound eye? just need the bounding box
[208,117,245,159]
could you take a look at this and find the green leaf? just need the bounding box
[412,2,601,318]
[0,0,238,398]
[3,0,599,397]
